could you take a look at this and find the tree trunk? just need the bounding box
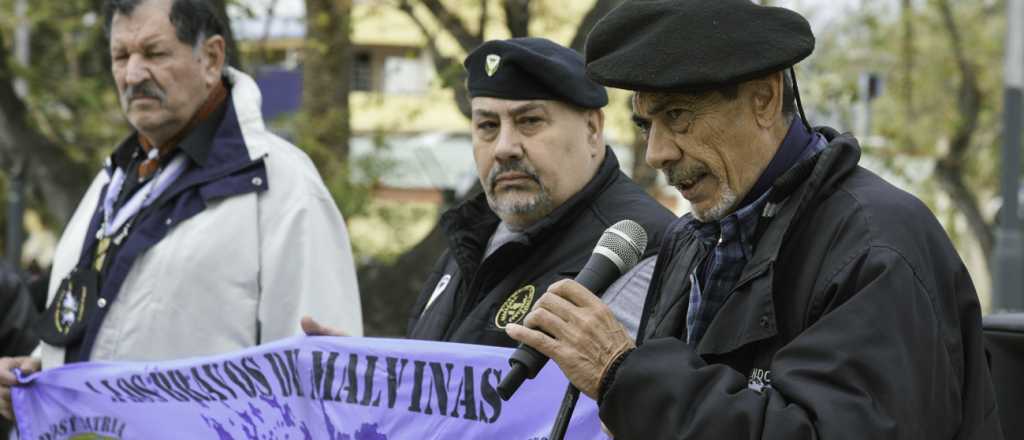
[503,0,530,38]
[303,0,353,161]
[0,31,92,225]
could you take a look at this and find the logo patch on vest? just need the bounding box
[748,368,772,393]
[54,282,86,335]
[494,285,535,329]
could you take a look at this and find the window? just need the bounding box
[352,51,372,91]
[383,55,428,94]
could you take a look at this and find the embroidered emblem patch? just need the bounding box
[485,54,501,77]
[494,285,535,329]
[748,368,773,393]
[53,282,86,335]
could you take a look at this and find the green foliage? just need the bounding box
[1,0,126,161]
[809,0,1004,183]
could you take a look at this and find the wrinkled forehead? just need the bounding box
[631,91,715,117]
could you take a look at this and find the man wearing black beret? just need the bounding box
[508,1,1003,439]
[305,38,674,346]
[403,37,673,346]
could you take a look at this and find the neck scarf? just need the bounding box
[136,81,227,179]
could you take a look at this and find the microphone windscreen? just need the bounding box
[593,220,648,273]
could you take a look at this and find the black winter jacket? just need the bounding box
[0,261,38,357]
[407,148,675,347]
[601,129,1003,439]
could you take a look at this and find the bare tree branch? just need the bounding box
[569,0,624,53]
[933,0,991,266]
[421,0,482,52]
[935,0,982,161]
[478,0,488,41]
[934,163,993,266]
[503,0,530,38]
[397,0,472,118]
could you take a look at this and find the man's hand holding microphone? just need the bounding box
[505,279,635,400]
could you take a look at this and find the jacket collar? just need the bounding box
[695,127,863,356]
[110,94,227,170]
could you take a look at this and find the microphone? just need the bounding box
[497,219,648,401]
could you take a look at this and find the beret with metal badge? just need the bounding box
[465,37,608,108]
[585,0,815,92]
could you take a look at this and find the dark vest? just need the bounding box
[407,148,675,347]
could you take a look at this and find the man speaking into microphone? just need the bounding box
[508,1,1002,439]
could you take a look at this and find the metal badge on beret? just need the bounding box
[464,37,609,108]
[485,54,501,77]
[585,0,815,92]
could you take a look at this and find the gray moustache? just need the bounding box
[488,162,540,191]
[664,165,709,187]
[123,82,166,103]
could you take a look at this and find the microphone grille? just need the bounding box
[595,220,648,272]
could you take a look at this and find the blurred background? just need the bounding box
[0,0,1015,335]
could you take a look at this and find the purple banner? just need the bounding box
[14,336,608,440]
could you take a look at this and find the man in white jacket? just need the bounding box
[0,0,362,421]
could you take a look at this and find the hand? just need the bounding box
[0,356,41,421]
[301,316,349,337]
[506,279,635,399]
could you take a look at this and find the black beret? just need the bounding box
[465,37,608,108]
[585,0,815,92]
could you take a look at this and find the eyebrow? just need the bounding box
[634,93,702,117]
[508,102,547,117]
[472,109,499,119]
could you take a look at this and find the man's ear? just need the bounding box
[585,108,606,156]
[201,35,226,88]
[747,71,783,129]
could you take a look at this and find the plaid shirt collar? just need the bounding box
[688,191,769,260]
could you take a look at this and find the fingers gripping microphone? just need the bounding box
[497,220,648,400]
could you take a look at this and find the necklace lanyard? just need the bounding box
[98,153,189,240]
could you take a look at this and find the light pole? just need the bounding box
[992,0,1024,311]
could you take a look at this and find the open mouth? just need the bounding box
[674,171,708,192]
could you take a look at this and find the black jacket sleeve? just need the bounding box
[0,264,39,357]
[599,247,1002,440]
